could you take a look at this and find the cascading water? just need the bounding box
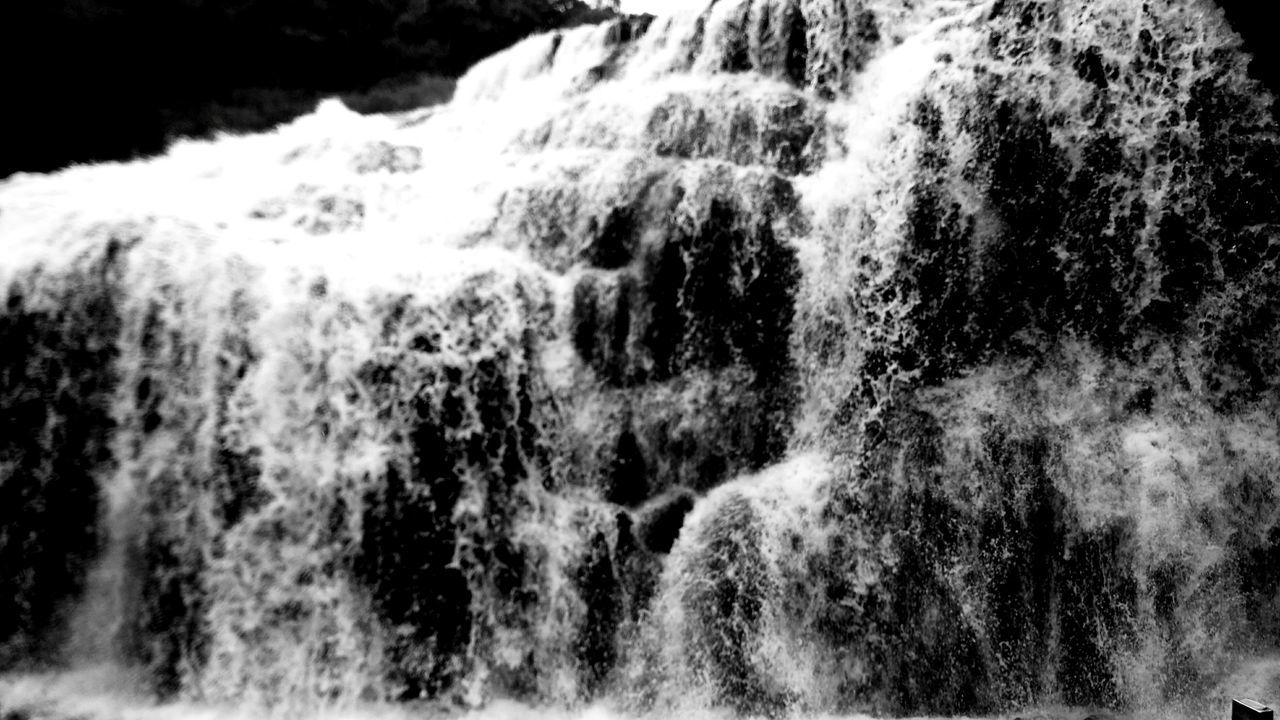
[3,0,1280,718]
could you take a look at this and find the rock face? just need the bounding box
[2,0,1280,717]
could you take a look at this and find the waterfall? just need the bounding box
[3,0,1280,718]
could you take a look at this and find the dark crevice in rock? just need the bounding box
[604,421,649,507]
[574,530,622,698]
[1073,46,1110,89]
[636,489,695,554]
[584,207,638,270]
[639,234,688,383]
[784,2,808,86]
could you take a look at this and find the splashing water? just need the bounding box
[4,0,1280,719]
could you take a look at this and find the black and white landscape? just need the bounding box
[3,1,1280,719]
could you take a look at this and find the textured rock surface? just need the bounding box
[2,0,1280,717]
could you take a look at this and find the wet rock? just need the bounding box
[614,512,662,623]
[573,530,623,698]
[680,492,784,716]
[634,488,696,554]
[571,367,788,505]
[671,0,880,98]
[837,0,1280,422]
[0,234,124,667]
[535,160,801,503]
[4,0,1280,714]
[643,89,825,175]
[603,421,649,507]
[1057,522,1139,707]
[350,276,558,701]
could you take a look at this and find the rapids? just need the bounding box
[3,0,1280,719]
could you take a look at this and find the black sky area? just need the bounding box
[1216,0,1280,116]
[0,0,611,178]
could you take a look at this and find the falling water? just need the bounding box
[3,0,1280,719]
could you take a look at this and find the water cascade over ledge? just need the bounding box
[3,0,1280,718]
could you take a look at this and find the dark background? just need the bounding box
[0,0,615,178]
[1216,0,1280,117]
[0,0,1274,179]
